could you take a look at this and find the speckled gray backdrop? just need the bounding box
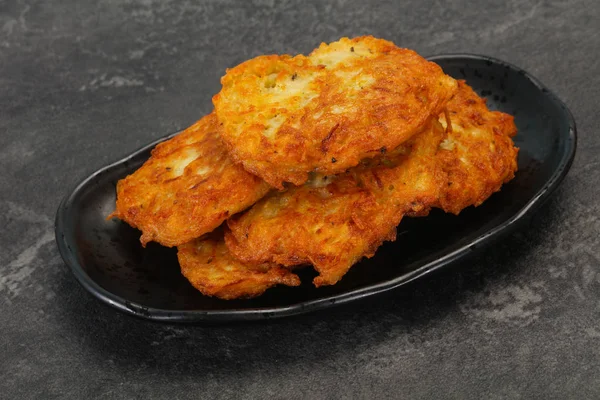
[1,0,599,398]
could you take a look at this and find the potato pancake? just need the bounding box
[109,113,271,247]
[224,82,518,288]
[178,232,300,300]
[436,80,518,214]
[225,121,446,286]
[213,36,457,188]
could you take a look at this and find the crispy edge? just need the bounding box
[109,113,271,247]
[224,120,446,286]
[437,80,519,214]
[178,234,300,300]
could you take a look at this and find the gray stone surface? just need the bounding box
[1,0,599,398]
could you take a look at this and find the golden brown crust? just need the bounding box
[178,232,300,300]
[437,81,519,214]
[110,39,519,299]
[109,113,271,247]
[224,82,519,288]
[213,36,457,188]
[225,121,446,286]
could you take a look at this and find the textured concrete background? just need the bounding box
[1,0,599,398]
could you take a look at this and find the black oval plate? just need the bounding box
[55,54,577,323]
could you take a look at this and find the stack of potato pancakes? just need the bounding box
[109,36,518,300]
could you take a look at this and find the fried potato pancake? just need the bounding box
[178,232,300,300]
[437,81,518,214]
[213,36,458,188]
[225,121,446,286]
[109,113,271,247]
[224,82,519,288]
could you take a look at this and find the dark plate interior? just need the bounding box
[55,54,577,322]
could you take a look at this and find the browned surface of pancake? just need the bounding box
[224,82,519,288]
[178,232,300,300]
[213,36,457,188]
[110,113,270,247]
[225,121,446,286]
[437,80,519,214]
